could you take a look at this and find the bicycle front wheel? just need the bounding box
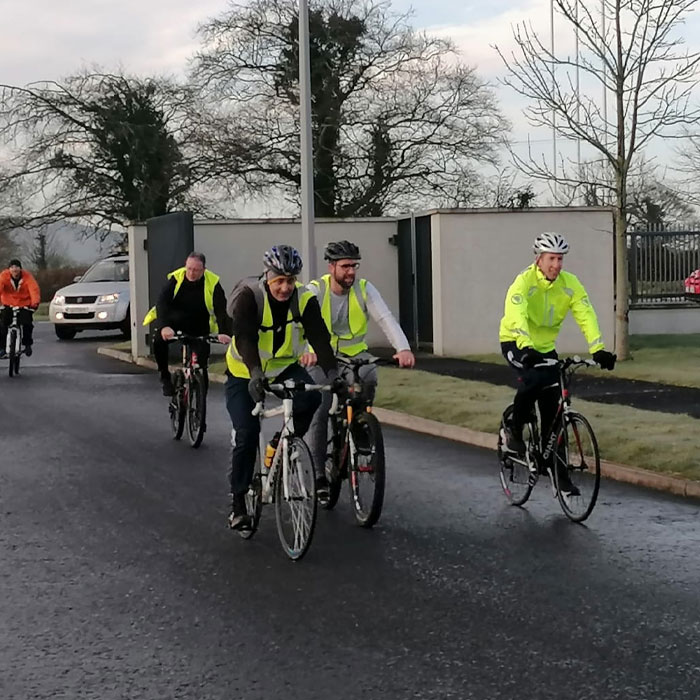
[348,411,385,528]
[321,415,343,511]
[186,371,206,448]
[8,329,18,377]
[555,411,601,523]
[169,371,185,440]
[497,405,536,506]
[274,437,317,561]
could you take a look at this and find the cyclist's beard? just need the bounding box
[334,271,355,290]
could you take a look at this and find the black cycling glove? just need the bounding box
[520,349,547,369]
[592,349,616,370]
[248,367,266,403]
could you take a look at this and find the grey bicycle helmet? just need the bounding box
[533,232,570,255]
[323,240,361,261]
[263,244,303,276]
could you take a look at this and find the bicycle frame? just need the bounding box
[527,356,596,467]
[253,379,336,503]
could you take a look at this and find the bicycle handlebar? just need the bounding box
[251,380,337,417]
[335,355,398,368]
[533,355,598,370]
[167,331,223,344]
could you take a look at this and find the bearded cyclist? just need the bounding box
[499,232,615,494]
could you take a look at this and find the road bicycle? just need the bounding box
[497,356,602,523]
[168,332,220,448]
[5,306,35,377]
[238,377,334,561]
[321,356,394,528]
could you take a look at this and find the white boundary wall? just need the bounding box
[129,208,615,359]
[429,208,615,355]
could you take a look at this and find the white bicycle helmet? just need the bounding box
[533,232,570,255]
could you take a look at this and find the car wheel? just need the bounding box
[120,306,131,338]
[55,325,77,340]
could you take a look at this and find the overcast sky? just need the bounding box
[2,0,700,202]
[0,0,553,85]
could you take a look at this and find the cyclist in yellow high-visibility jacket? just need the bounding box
[499,233,615,492]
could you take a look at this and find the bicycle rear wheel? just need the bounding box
[348,411,385,528]
[169,371,185,440]
[497,405,537,506]
[186,371,206,448]
[555,411,601,523]
[274,437,317,561]
[321,415,343,511]
[8,329,18,377]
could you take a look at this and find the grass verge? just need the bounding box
[375,367,700,481]
[460,334,700,389]
[34,302,49,321]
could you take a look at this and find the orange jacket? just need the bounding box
[0,269,41,308]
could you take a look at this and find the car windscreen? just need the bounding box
[80,260,129,283]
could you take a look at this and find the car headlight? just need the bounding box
[97,293,120,304]
[53,294,65,305]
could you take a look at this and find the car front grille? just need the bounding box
[65,296,97,304]
[64,312,95,320]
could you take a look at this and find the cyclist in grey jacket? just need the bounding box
[303,240,415,496]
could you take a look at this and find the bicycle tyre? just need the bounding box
[186,371,206,448]
[274,436,317,561]
[8,329,17,378]
[321,415,343,511]
[169,371,186,440]
[497,404,537,506]
[348,411,385,528]
[239,462,263,541]
[555,411,601,523]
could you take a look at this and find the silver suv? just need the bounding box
[49,254,130,340]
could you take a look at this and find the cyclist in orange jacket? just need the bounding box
[0,259,41,358]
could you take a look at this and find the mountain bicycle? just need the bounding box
[321,356,395,528]
[497,356,602,523]
[5,306,35,377]
[237,378,334,561]
[168,332,220,448]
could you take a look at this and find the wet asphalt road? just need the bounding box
[1,324,700,699]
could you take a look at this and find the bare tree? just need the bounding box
[191,0,509,217]
[496,0,700,359]
[0,71,212,238]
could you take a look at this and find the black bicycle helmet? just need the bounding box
[323,240,361,261]
[263,244,303,276]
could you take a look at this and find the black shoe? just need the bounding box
[501,424,526,456]
[161,374,174,397]
[556,467,581,497]
[228,493,251,531]
[315,475,330,502]
[23,345,32,357]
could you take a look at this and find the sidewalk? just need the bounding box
[410,353,700,419]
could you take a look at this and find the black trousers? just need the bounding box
[225,363,322,496]
[0,307,34,348]
[501,341,560,440]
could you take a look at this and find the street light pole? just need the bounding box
[299,0,316,281]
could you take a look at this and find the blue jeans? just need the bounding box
[225,363,322,496]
